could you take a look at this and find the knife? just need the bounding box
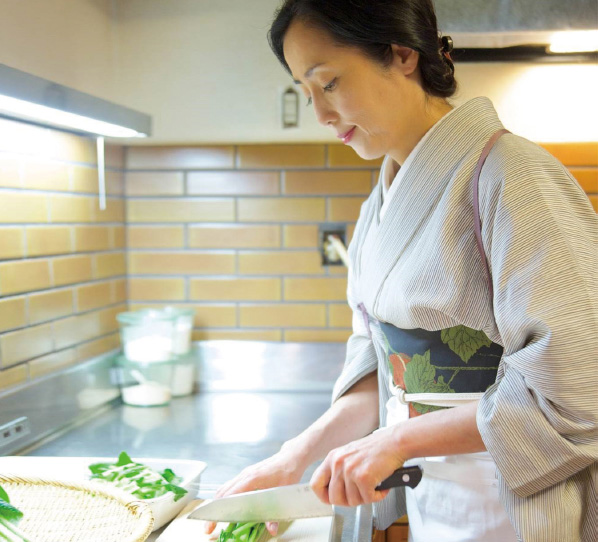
[188,465,423,522]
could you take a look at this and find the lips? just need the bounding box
[337,126,356,144]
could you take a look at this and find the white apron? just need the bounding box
[385,384,518,542]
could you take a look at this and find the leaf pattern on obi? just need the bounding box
[403,350,455,414]
[441,325,492,363]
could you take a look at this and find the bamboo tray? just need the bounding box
[0,475,154,542]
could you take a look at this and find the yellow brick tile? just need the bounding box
[125,171,184,196]
[569,168,598,193]
[285,170,371,195]
[190,278,281,301]
[283,225,318,248]
[589,195,598,212]
[240,304,326,327]
[127,198,234,223]
[22,160,69,191]
[48,130,96,164]
[0,364,28,390]
[0,297,27,332]
[284,278,347,301]
[53,312,100,349]
[128,278,185,301]
[111,279,127,304]
[0,259,51,295]
[347,224,356,243]
[0,323,53,366]
[98,305,125,334]
[106,170,125,196]
[126,146,234,169]
[29,289,74,324]
[128,226,185,249]
[26,226,71,257]
[0,227,24,259]
[284,329,351,342]
[329,304,352,327]
[239,251,322,275]
[95,252,126,279]
[0,154,21,188]
[111,226,126,249]
[129,252,235,275]
[28,348,77,379]
[77,282,113,312]
[105,144,125,169]
[328,265,348,275]
[192,329,282,341]
[238,145,325,168]
[74,226,111,252]
[327,145,384,168]
[187,171,279,196]
[70,165,98,193]
[50,194,93,223]
[539,142,598,167]
[188,225,280,249]
[93,197,125,223]
[329,197,366,222]
[76,333,120,362]
[192,305,237,327]
[0,193,48,223]
[238,198,325,222]
[52,255,93,286]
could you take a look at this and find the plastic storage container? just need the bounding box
[115,355,174,407]
[117,308,194,362]
[170,353,196,397]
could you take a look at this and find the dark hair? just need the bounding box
[268,0,457,98]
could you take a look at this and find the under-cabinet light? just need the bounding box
[548,30,598,54]
[0,94,145,138]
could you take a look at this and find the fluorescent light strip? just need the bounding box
[549,30,598,53]
[0,94,146,138]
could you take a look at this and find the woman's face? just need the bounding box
[283,19,426,162]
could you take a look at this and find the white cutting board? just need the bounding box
[157,499,334,542]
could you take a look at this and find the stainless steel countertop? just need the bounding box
[16,341,374,542]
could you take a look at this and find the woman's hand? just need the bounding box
[203,446,307,536]
[310,425,405,507]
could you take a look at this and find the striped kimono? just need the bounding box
[331,97,598,541]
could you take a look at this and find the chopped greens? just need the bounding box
[218,522,267,542]
[88,451,188,502]
[0,485,30,542]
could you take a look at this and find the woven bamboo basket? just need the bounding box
[0,475,154,542]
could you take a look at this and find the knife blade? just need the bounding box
[188,465,423,522]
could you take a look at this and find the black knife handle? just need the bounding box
[375,465,423,491]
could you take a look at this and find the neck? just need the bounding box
[388,98,454,166]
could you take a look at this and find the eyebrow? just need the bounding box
[292,62,326,84]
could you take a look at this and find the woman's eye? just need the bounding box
[306,97,313,106]
[323,78,337,92]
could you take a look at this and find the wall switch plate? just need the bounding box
[318,223,347,266]
[0,416,30,449]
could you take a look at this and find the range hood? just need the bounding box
[434,0,598,61]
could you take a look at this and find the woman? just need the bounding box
[206,1,598,540]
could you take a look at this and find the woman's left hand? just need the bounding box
[309,425,405,507]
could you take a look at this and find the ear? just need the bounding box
[390,44,419,76]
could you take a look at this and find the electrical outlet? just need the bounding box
[0,416,30,449]
[319,223,347,266]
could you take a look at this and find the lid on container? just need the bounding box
[116,307,194,325]
[114,354,177,367]
[162,306,195,319]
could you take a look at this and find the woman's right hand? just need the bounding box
[203,445,307,536]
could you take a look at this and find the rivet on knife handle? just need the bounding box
[375,465,423,491]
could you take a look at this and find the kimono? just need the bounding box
[331,97,598,541]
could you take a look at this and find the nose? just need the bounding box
[311,95,337,127]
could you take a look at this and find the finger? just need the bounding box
[326,463,349,507]
[345,478,363,507]
[203,520,216,534]
[310,461,332,504]
[265,522,279,536]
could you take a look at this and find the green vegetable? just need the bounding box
[88,451,188,502]
[218,522,266,542]
[0,484,30,542]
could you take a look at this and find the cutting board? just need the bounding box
[157,499,334,542]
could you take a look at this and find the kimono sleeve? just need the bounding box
[476,139,598,498]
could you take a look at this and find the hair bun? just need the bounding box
[441,35,454,54]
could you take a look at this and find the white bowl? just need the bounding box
[0,456,207,531]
